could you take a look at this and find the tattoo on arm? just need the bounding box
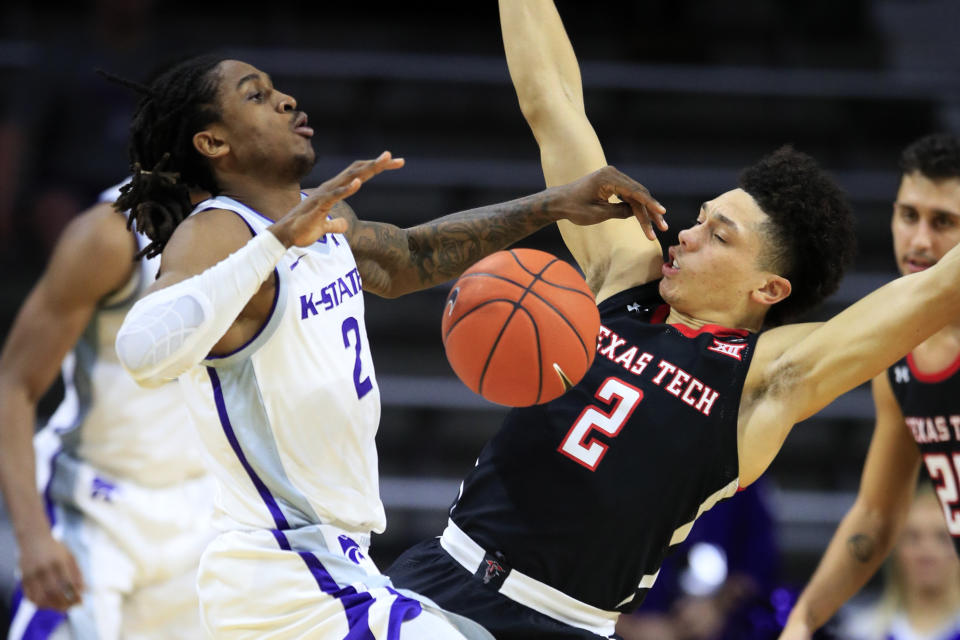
[847,533,876,563]
[340,194,560,296]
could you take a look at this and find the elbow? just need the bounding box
[114,329,175,388]
[848,499,902,556]
[516,86,578,130]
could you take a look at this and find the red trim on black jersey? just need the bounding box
[650,304,670,324]
[668,322,750,339]
[907,350,960,383]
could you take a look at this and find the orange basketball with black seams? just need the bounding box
[441,248,600,407]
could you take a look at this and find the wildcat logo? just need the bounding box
[707,339,746,361]
[337,535,365,565]
[91,477,118,502]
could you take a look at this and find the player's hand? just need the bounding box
[551,165,667,240]
[19,534,84,611]
[269,151,405,248]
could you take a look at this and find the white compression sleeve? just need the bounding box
[116,231,287,387]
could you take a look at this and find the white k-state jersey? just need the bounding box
[40,181,206,488]
[178,195,385,535]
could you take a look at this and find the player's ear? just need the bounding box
[193,126,229,160]
[752,274,791,307]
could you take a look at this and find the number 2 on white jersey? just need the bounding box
[342,316,373,399]
[923,453,960,535]
[558,376,643,471]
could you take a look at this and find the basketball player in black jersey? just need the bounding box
[780,136,960,639]
[386,4,960,639]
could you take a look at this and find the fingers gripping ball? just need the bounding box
[442,249,600,407]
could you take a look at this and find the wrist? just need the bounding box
[785,602,816,631]
[13,516,54,547]
[266,222,295,249]
[530,187,566,223]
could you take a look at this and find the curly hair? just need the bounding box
[740,146,856,327]
[103,54,226,257]
[899,133,960,180]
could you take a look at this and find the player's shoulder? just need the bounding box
[160,207,257,273]
[57,201,136,267]
[39,201,139,304]
[170,206,255,245]
[597,279,664,317]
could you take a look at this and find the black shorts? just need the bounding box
[387,538,617,640]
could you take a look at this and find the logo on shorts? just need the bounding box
[474,550,510,589]
[338,535,365,564]
[90,476,118,503]
[482,559,505,584]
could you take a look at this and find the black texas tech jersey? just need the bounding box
[887,354,960,555]
[449,280,760,612]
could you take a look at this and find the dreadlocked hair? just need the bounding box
[740,145,856,327]
[102,55,225,258]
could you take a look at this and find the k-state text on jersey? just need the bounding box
[300,267,363,318]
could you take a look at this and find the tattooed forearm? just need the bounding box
[348,191,562,297]
[406,193,559,284]
[846,533,876,563]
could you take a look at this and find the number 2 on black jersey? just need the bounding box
[558,376,643,471]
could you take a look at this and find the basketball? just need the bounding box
[441,248,600,407]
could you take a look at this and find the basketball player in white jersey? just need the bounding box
[107,55,661,639]
[0,182,215,638]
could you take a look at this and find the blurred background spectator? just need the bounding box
[1,0,959,635]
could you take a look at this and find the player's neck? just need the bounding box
[216,174,303,222]
[911,323,960,372]
[664,307,761,333]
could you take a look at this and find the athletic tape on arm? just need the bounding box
[115,231,287,386]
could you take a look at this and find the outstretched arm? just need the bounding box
[338,165,663,298]
[779,373,920,638]
[739,244,960,484]
[0,202,136,610]
[499,0,666,301]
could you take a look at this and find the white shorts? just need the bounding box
[198,524,493,639]
[8,429,216,639]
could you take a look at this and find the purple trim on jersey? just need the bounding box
[13,586,67,640]
[270,528,397,639]
[9,584,23,621]
[385,587,423,640]
[200,208,279,361]
[206,368,290,529]
[41,448,62,526]
[205,267,281,361]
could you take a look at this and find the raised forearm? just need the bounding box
[356,190,564,297]
[787,501,901,630]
